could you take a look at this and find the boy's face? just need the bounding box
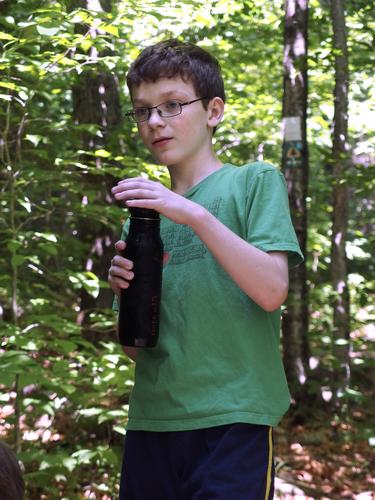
[131,77,214,168]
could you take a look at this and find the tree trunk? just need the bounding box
[329,0,351,410]
[71,0,122,335]
[281,0,310,402]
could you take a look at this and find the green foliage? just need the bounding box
[0,0,373,497]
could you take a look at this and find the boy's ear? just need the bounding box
[207,97,224,129]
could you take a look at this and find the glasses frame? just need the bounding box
[125,96,209,123]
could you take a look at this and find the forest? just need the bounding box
[0,0,374,498]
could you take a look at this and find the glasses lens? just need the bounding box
[159,100,181,117]
[133,108,149,122]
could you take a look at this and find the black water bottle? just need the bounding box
[118,207,163,347]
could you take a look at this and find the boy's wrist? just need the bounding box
[185,202,211,231]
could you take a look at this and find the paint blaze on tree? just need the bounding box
[281,0,310,401]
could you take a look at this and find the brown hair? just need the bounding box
[0,442,24,500]
[126,38,226,108]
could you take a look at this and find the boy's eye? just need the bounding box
[162,100,181,113]
[133,108,148,120]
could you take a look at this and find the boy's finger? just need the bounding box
[111,254,133,269]
[115,240,126,252]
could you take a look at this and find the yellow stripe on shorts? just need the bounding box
[264,426,273,500]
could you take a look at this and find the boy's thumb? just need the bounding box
[115,240,126,253]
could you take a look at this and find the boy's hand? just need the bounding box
[108,240,134,296]
[111,177,199,225]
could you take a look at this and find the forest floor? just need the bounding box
[274,409,375,499]
[2,399,374,499]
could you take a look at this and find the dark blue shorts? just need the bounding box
[119,423,274,499]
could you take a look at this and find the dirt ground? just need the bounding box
[273,413,375,499]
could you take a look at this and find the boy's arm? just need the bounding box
[112,178,289,312]
[121,345,139,361]
[188,207,288,312]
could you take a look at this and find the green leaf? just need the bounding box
[94,149,111,158]
[99,23,119,37]
[77,408,103,417]
[98,410,127,424]
[18,197,32,213]
[36,26,60,36]
[69,11,92,24]
[22,471,52,487]
[60,384,77,395]
[345,388,363,398]
[71,449,97,464]
[70,271,100,298]
[62,457,77,472]
[40,243,58,256]
[0,81,18,90]
[103,354,121,365]
[18,21,36,28]
[80,39,93,52]
[334,339,349,346]
[52,339,78,354]
[113,425,126,436]
[11,255,27,268]
[33,232,58,243]
[7,239,23,252]
[0,31,16,40]
[25,134,43,146]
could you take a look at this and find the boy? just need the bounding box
[108,39,303,499]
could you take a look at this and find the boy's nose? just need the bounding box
[147,108,165,127]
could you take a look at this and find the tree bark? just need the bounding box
[71,0,122,335]
[329,0,351,410]
[281,0,310,402]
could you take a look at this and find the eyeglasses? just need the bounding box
[125,97,209,123]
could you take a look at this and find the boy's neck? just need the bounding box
[168,154,223,195]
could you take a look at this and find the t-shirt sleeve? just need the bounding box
[112,220,130,312]
[245,166,304,268]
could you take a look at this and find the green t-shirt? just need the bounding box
[119,162,303,431]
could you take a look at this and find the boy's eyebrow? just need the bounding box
[132,90,192,106]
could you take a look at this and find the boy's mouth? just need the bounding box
[152,137,172,146]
